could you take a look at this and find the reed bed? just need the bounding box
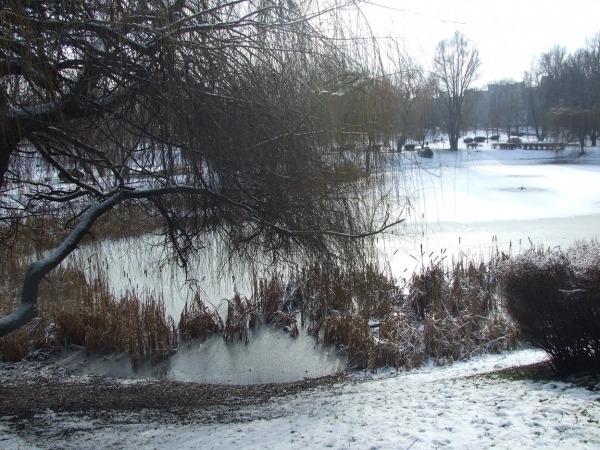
[223,294,259,343]
[178,292,224,341]
[254,257,519,372]
[1,242,518,373]
[0,253,177,364]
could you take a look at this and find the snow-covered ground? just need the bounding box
[1,348,599,449]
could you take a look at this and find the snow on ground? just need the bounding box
[2,348,599,449]
[2,145,599,448]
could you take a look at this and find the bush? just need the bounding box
[418,147,433,158]
[499,240,600,374]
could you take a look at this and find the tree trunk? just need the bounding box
[449,135,459,150]
[0,196,120,336]
[365,137,372,175]
[0,138,17,188]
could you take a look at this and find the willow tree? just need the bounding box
[327,73,396,175]
[432,31,481,150]
[0,0,402,336]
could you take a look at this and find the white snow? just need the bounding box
[1,348,599,449]
[380,146,600,279]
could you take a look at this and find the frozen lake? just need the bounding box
[68,146,600,383]
[381,147,600,278]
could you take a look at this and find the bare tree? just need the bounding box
[539,37,600,150]
[584,32,600,146]
[546,107,598,153]
[523,64,548,141]
[0,0,402,336]
[327,73,396,174]
[432,32,481,150]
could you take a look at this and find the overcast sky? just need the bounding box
[358,0,600,87]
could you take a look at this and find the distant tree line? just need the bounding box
[391,31,600,152]
[462,32,600,151]
[528,34,600,152]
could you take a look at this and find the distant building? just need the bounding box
[487,82,529,132]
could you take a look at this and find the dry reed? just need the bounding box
[178,292,224,341]
[0,253,177,364]
[254,257,519,372]
[1,233,519,375]
[223,294,259,343]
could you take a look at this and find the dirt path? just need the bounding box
[0,359,346,424]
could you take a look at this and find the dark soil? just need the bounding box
[485,360,600,391]
[0,363,345,423]
[3,353,598,431]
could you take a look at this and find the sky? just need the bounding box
[358,0,600,87]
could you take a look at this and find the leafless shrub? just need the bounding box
[499,240,600,374]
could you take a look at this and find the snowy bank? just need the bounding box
[1,348,599,449]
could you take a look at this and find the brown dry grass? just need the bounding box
[0,203,176,364]
[0,251,177,364]
[0,228,519,374]
[254,258,519,372]
[178,292,224,341]
[223,294,259,343]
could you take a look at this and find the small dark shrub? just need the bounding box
[499,240,600,374]
[418,147,433,158]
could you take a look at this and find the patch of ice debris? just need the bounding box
[2,348,599,449]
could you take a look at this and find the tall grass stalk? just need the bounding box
[1,240,518,374]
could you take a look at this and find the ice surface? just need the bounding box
[380,146,600,279]
[58,146,600,384]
